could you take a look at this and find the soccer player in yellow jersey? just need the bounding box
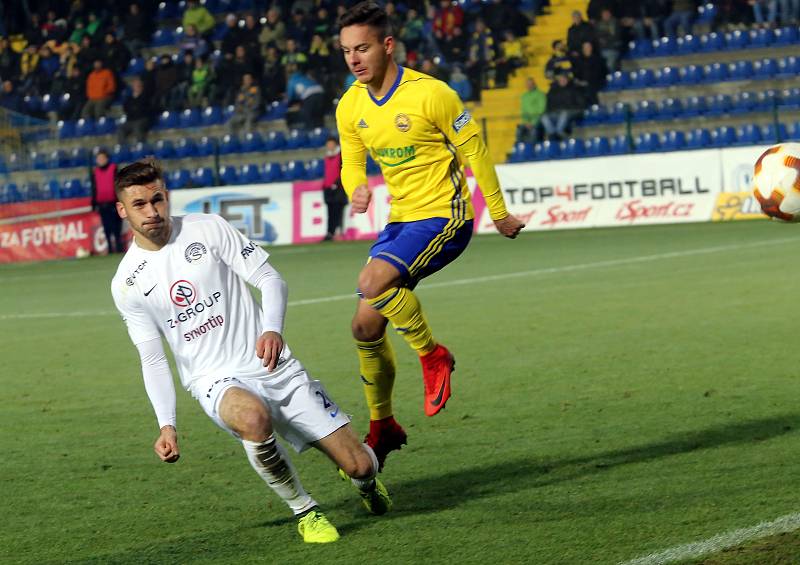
[337,2,525,469]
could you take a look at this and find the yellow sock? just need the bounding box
[356,335,396,420]
[366,288,436,356]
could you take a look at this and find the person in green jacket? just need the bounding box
[182,0,216,38]
[517,77,547,144]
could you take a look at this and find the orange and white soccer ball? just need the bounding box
[753,143,800,222]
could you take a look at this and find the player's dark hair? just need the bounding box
[115,157,164,197]
[337,1,391,37]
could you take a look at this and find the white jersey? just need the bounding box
[111,213,290,390]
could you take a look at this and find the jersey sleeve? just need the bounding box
[111,280,161,346]
[426,80,482,147]
[209,214,270,280]
[335,91,368,198]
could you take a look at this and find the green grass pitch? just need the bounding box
[2,220,800,564]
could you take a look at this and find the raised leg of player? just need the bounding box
[218,387,318,515]
[353,302,395,420]
[314,424,392,515]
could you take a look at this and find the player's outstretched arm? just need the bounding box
[154,425,180,463]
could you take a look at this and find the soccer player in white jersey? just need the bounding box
[110,159,391,544]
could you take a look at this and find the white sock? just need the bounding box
[350,443,379,492]
[242,435,317,515]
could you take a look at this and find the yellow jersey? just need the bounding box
[336,66,482,223]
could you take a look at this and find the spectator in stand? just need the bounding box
[0,37,19,80]
[544,39,572,80]
[751,0,779,27]
[595,8,622,72]
[228,45,260,98]
[635,0,671,40]
[309,34,331,70]
[37,45,60,87]
[76,34,100,75]
[541,71,585,141]
[123,3,150,56]
[587,0,616,21]
[781,0,800,24]
[663,0,696,37]
[259,7,287,53]
[433,0,465,61]
[261,45,286,103]
[101,32,131,79]
[517,77,547,143]
[180,25,209,59]
[482,0,530,42]
[141,57,157,99]
[571,41,607,105]
[281,38,308,67]
[174,51,195,108]
[448,65,473,102]
[19,44,41,96]
[420,57,444,80]
[311,5,334,36]
[153,54,179,111]
[118,76,152,144]
[90,149,123,254]
[321,136,347,242]
[81,58,115,119]
[221,14,241,56]
[183,0,216,39]
[229,72,262,136]
[567,10,597,57]
[287,8,311,49]
[84,12,103,40]
[0,80,23,113]
[714,0,753,29]
[240,13,262,57]
[69,20,88,46]
[285,63,326,129]
[496,30,526,88]
[399,8,426,52]
[57,65,86,120]
[465,18,496,92]
[188,55,213,108]
[383,2,402,33]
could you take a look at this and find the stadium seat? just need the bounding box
[95,116,115,135]
[201,106,223,126]
[607,101,629,123]
[754,58,778,79]
[129,141,154,160]
[703,62,727,82]
[773,26,799,45]
[178,108,201,128]
[631,68,655,89]
[222,104,236,123]
[655,66,678,87]
[582,104,608,125]
[4,183,20,203]
[308,127,329,148]
[283,160,307,180]
[749,28,774,47]
[736,123,762,145]
[63,178,86,197]
[174,138,198,158]
[684,95,707,117]
[756,90,779,111]
[712,126,737,146]
[262,162,284,183]
[265,130,287,151]
[110,144,130,163]
[124,57,145,77]
[157,1,178,20]
[560,138,585,159]
[306,158,325,179]
[631,99,656,122]
[653,36,676,56]
[609,135,630,155]
[70,147,90,167]
[676,34,700,54]
[724,29,749,50]
[731,91,757,114]
[679,64,703,85]
[151,28,175,47]
[6,152,22,172]
[509,141,534,163]
[779,87,800,109]
[627,38,653,58]
[605,70,630,91]
[657,97,683,119]
[265,99,289,120]
[41,93,57,113]
[634,132,660,153]
[240,131,264,152]
[706,93,732,116]
[156,110,178,130]
[218,165,239,185]
[48,149,68,169]
[762,123,788,143]
[154,139,175,159]
[584,136,611,157]
[239,163,262,184]
[29,151,46,170]
[196,136,216,157]
[777,56,800,76]
[192,167,215,187]
[44,179,61,198]
[75,118,95,137]
[218,134,240,155]
[728,60,754,81]
[23,95,42,115]
[286,129,310,149]
[699,32,724,52]
[533,140,561,160]
[661,130,686,151]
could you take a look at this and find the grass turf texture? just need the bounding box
[2,220,800,565]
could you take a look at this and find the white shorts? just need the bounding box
[190,359,350,453]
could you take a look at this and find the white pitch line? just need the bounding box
[2,236,798,321]
[620,511,800,565]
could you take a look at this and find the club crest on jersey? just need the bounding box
[170,280,197,307]
[184,242,207,264]
[394,113,411,132]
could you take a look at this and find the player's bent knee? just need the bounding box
[234,408,272,441]
[220,388,273,441]
[351,317,385,342]
[341,449,375,479]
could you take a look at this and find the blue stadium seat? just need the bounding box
[28,151,45,170]
[773,26,799,45]
[211,21,228,41]
[308,127,329,148]
[584,136,611,157]
[265,99,289,120]
[655,66,678,87]
[737,123,762,145]
[262,162,284,183]
[240,131,264,152]
[634,132,660,153]
[286,129,310,149]
[653,36,676,56]
[706,93,732,116]
[19,182,38,201]
[75,118,94,137]
[151,28,175,47]
[627,38,653,58]
[631,68,655,89]
[4,183,21,202]
[560,138,585,159]
[679,64,703,85]
[754,58,778,78]
[154,139,175,159]
[193,167,215,187]
[684,95,707,116]
[63,178,86,197]
[712,125,737,146]
[724,29,749,50]
[699,32,724,52]
[762,123,788,143]
[58,93,72,113]
[23,95,42,115]
[48,149,67,169]
[631,99,656,122]
[661,130,687,151]
[157,1,178,20]
[195,136,216,157]
[174,137,198,158]
[749,28,774,47]
[779,87,800,108]
[7,152,23,172]
[657,97,684,119]
[605,70,630,91]
[609,135,630,155]
[41,94,58,113]
[110,144,130,164]
[218,134,240,155]
[731,91,757,114]
[283,160,307,180]
[218,165,239,185]
[677,34,700,54]
[222,104,236,123]
[124,57,145,77]
[239,163,262,184]
[265,130,287,151]
[178,108,201,128]
[582,104,608,125]
[156,110,178,130]
[534,140,561,160]
[756,89,779,110]
[201,106,223,126]
[696,2,718,25]
[95,116,115,135]
[306,158,325,179]
[129,141,153,160]
[44,179,61,199]
[703,62,727,82]
[607,101,628,123]
[728,60,754,81]
[509,141,534,162]
[70,146,90,167]
[777,56,800,76]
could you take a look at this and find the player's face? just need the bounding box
[340,24,393,85]
[117,181,171,250]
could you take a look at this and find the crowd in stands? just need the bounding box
[520,0,800,143]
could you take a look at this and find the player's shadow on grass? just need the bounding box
[364,413,800,515]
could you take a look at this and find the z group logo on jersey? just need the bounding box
[170,280,197,307]
[184,242,207,264]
